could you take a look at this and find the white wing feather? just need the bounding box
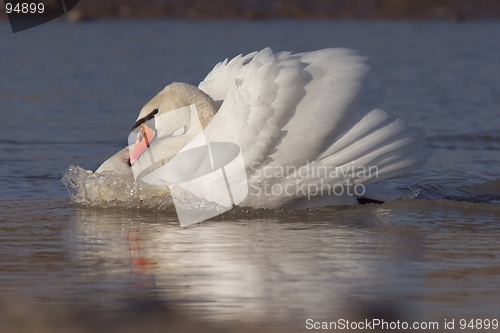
[198,47,430,207]
[198,51,257,108]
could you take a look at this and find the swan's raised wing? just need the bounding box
[198,51,257,108]
[202,48,430,208]
[203,47,370,171]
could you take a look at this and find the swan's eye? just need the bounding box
[131,108,159,131]
[172,127,185,136]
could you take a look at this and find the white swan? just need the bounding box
[95,48,431,209]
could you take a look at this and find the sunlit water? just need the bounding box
[1,21,500,329]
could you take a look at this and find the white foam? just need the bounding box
[61,165,228,214]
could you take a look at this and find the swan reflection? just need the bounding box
[68,207,422,323]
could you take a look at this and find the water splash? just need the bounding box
[61,165,173,209]
[61,166,230,213]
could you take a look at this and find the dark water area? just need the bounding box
[1,21,500,332]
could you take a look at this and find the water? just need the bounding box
[1,21,500,331]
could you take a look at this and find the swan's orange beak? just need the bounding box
[130,123,156,165]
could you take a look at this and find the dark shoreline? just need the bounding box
[1,0,500,22]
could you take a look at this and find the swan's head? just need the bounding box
[129,82,217,166]
[95,83,217,177]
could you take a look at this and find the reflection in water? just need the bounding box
[68,206,426,325]
[1,198,499,329]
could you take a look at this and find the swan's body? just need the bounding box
[96,48,431,209]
